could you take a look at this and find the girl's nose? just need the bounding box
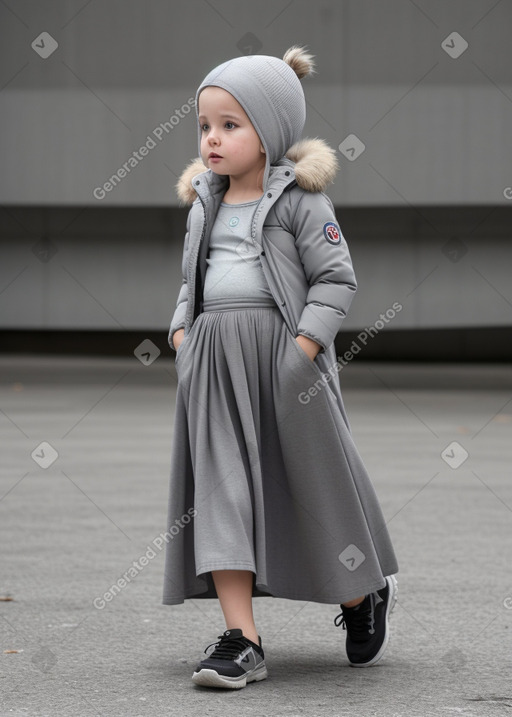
[204,126,219,142]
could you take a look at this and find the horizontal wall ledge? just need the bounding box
[1,326,510,362]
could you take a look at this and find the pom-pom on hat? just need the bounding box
[195,45,316,190]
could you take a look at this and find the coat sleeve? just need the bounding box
[168,208,192,352]
[291,190,357,352]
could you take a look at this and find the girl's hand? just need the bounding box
[174,328,185,351]
[295,334,321,361]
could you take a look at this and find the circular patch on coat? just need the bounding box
[324,222,341,244]
[323,221,341,245]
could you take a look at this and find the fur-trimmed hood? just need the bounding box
[175,137,339,206]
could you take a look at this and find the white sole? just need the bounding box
[349,574,398,668]
[191,662,268,689]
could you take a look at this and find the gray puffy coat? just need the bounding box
[169,137,358,415]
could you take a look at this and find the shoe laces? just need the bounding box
[334,593,381,638]
[204,633,251,661]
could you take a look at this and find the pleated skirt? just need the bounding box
[162,298,398,605]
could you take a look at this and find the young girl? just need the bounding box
[162,46,399,689]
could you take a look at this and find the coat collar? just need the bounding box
[175,137,339,206]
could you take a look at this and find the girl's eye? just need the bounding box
[200,121,237,132]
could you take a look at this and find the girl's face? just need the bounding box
[198,86,265,180]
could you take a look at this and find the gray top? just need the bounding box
[203,199,274,305]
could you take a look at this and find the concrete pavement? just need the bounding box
[1,355,511,716]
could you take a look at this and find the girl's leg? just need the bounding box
[342,596,365,607]
[211,570,259,645]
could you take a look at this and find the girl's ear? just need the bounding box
[260,143,265,154]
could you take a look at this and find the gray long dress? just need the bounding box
[162,197,398,606]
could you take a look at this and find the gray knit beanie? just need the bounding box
[195,46,315,190]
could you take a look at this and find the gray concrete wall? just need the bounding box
[1,0,511,334]
[1,206,510,332]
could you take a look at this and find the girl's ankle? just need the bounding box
[342,595,366,608]
[240,629,259,645]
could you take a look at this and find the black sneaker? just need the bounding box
[334,575,398,667]
[192,628,268,689]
